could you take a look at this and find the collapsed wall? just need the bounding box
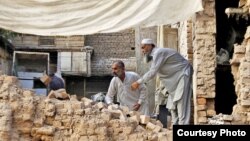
[0,75,171,141]
[208,0,250,125]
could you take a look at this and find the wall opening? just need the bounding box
[65,76,112,100]
[215,0,239,114]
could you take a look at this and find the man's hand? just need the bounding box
[131,82,140,90]
[133,103,141,111]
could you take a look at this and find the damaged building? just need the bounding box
[0,0,250,140]
[11,31,136,99]
[177,0,250,124]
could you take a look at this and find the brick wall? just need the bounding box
[193,0,216,124]
[85,30,136,76]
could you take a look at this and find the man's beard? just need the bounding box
[113,72,122,77]
[143,53,153,63]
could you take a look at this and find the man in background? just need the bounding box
[40,72,68,99]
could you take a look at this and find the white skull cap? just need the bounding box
[141,38,154,45]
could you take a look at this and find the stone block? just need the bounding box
[223,115,233,121]
[146,122,155,130]
[123,126,133,135]
[81,97,93,107]
[239,0,247,7]
[158,132,168,141]
[70,95,78,101]
[55,103,64,110]
[241,99,250,106]
[196,105,207,110]
[207,109,216,117]
[22,113,33,121]
[33,118,44,127]
[129,111,140,117]
[198,117,207,123]
[84,108,93,115]
[108,104,119,110]
[234,45,246,54]
[96,102,105,109]
[53,121,62,128]
[71,102,83,109]
[130,115,140,124]
[88,135,98,140]
[101,112,112,121]
[140,115,150,124]
[36,126,55,136]
[135,125,146,132]
[197,111,207,117]
[4,76,18,84]
[197,98,206,105]
[153,125,162,133]
[247,113,250,122]
[75,109,84,115]
[22,90,34,97]
[79,136,88,141]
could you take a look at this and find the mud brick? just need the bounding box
[22,90,34,97]
[79,136,89,141]
[72,102,83,109]
[130,115,140,124]
[140,115,150,124]
[55,103,64,110]
[197,98,206,105]
[146,122,155,130]
[74,109,84,115]
[53,121,62,128]
[96,102,105,109]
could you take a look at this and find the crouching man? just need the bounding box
[40,72,69,100]
[105,60,150,116]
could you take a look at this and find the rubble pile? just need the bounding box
[0,75,172,141]
[208,113,234,125]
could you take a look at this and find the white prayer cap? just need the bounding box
[141,38,154,45]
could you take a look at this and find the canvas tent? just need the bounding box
[0,0,203,36]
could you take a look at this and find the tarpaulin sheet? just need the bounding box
[0,0,203,36]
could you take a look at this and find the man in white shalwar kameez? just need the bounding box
[131,38,193,125]
[105,60,150,116]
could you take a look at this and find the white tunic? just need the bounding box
[105,71,149,116]
[137,47,193,110]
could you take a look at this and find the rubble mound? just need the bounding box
[0,75,172,141]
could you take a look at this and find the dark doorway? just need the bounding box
[215,0,239,114]
[215,66,237,114]
[216,0,245,58]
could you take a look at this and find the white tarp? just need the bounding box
[0,0,203,36]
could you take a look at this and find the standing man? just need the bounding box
[105,60,150,116]
[131,38,193,125]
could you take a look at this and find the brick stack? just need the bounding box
[0,75,172,141]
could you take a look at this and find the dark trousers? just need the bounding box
[157,105,170,128]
